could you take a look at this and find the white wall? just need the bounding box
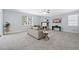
[3,10,26,33]
[61,11,79,33]
[3,9,79,33]
[50,10,79,33]
[3,10,41,34]
[0,9,3,36]
[39,10,79,33]
[32,16,41,25]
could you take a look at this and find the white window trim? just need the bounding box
[68,15,78,26]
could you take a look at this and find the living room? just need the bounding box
[0,9,79,50]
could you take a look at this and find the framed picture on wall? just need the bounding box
[53,18,61,23]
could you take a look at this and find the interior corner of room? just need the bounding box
[0,9,79,50]
[0,9,79,35]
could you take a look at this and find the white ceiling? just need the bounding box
[15,9,78,16]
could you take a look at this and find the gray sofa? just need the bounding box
[27,27,43,40]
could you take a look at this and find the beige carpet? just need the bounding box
[0,31,79,50]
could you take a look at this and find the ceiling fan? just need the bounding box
[40,9,51,14]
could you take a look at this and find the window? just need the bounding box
[68,15,78,26]
[22,16,28,26]
[22,16,33,26]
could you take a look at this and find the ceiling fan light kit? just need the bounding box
[40,9,51,14]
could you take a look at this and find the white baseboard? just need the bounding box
[62,30,79,33]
